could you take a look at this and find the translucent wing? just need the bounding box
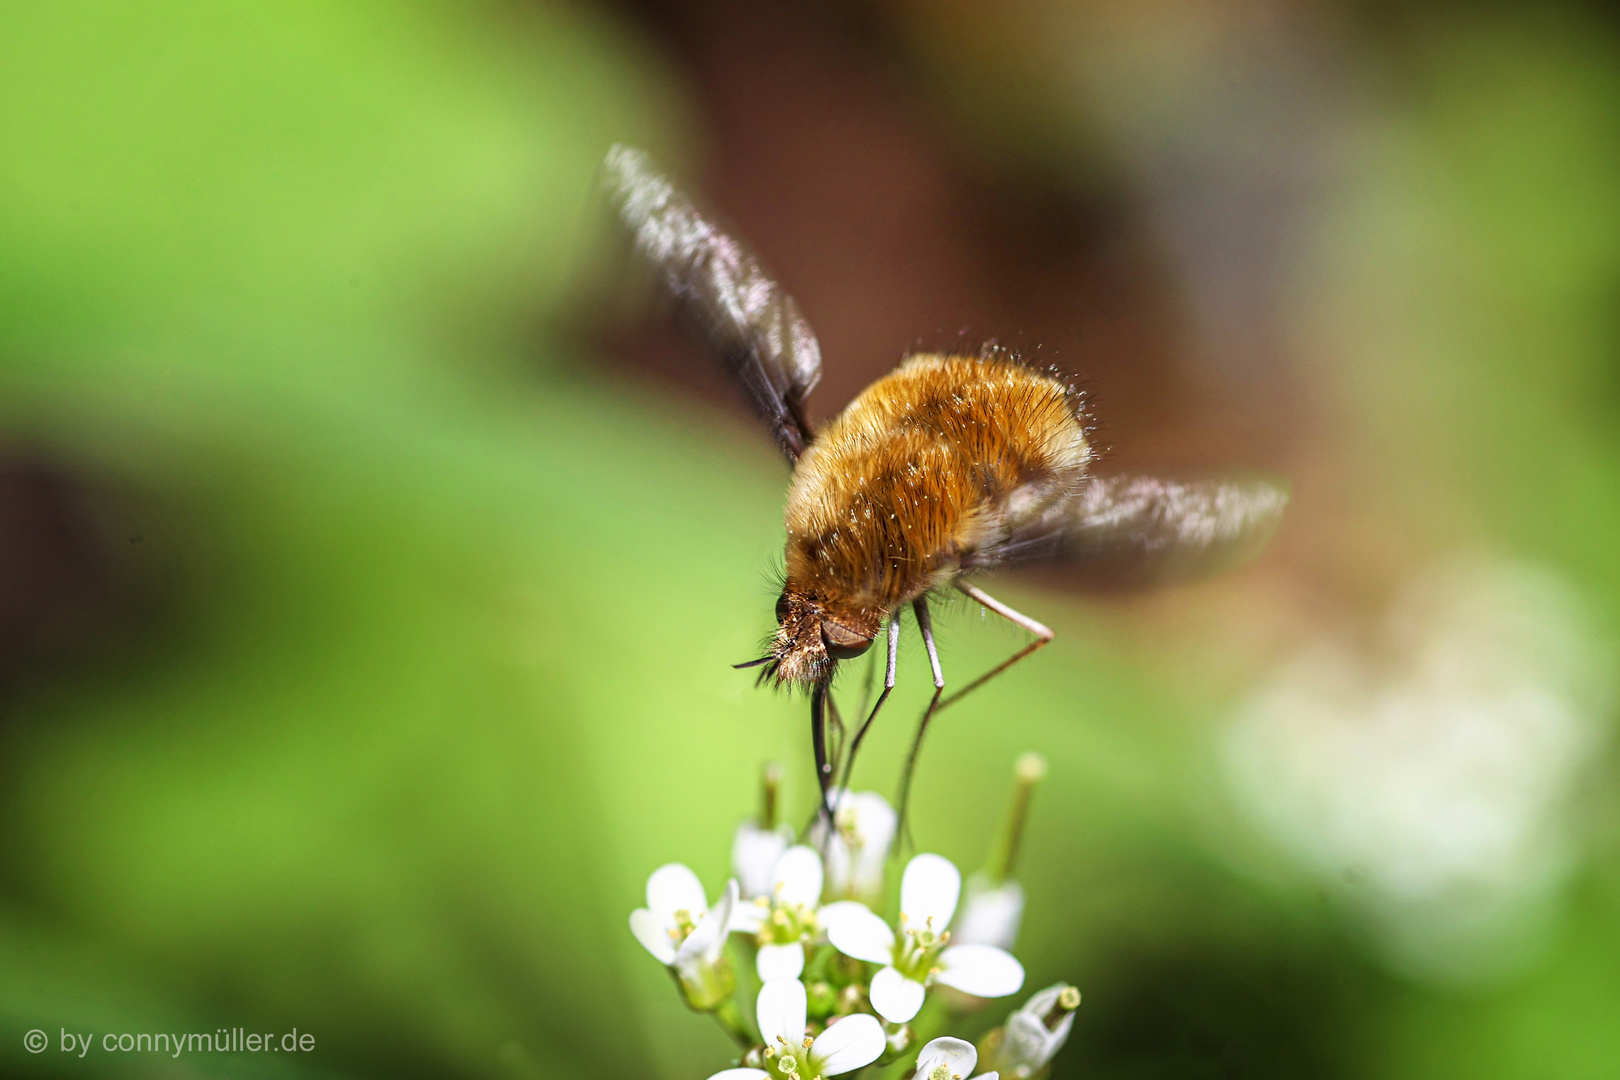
[979,474,1289,582]
[601,145,821,462]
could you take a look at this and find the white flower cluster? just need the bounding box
[629,779,1080,1079]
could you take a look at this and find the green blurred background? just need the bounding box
[2,1,1618,1077]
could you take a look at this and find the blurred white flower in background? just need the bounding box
[811,788,897,904]
[951,876,1025,952]
[733,822,794,899]
[734,763,795,899]
[822,853,1024,1023]
[1224,554,1614,983]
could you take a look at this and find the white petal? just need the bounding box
[820,901,895,965]
[915,1036,977,1078]
[730,897,768,935]
[707,1071,770,1080]
[733,823,792,898]
[772,845,824,908]
[900,853,961,929]
[818,836,853,898]
[756,943,806,982]
[935,944,1025,998]
[868,966,926,1023]
[677,879,738,966]
[978,1073,1000,1079]
[646,863,708,920]
[811,1013,886,1075]
[628,907,676,964]
[754,977,807,1049]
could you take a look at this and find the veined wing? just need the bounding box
[977,474,1289,582]
[601,145,821,462]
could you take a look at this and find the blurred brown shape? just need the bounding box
[596,0,1267,471]
[0,453,176,702]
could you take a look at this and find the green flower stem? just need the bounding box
[873,995,952,1080]
[986,753,1047,881]
[761,761,782,830]
[712,997,754,1049]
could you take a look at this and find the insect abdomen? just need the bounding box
[783,353,1090,613]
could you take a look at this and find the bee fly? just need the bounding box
[601,145,1287,830]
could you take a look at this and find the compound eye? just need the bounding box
[775,591,792,623]
[820,620,874,660]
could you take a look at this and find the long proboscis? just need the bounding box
[810,682,833,826]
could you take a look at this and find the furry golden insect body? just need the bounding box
[602,145,1287,825]
[773,353,1090,686]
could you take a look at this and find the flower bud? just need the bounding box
[988,753,1046,883]
[805,979,838,1018]
[672,952,736,1013]
[980,982,1080,1078]
[659,879,740,1013]
[732,763,794,899]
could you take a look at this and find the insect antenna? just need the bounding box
[734,654,782,688]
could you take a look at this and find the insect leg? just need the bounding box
[915,597,946,690]
[935,581,1054,712]
[896,598,947,851]
[836,618,901,802]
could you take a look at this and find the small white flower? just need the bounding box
[951,873,1025,951]
[984,984,1080,1078]
[628,864,739,1010]
[703,979,886,1080]
[810,789,896,903]
[822,853,1024,1023]
[731,845,825,981]
[914,1036,999,1080]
